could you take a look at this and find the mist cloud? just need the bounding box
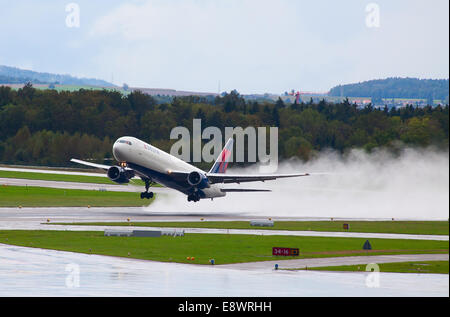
[145,147,449,220]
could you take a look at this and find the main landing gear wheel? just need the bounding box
[140,191,154,199]
[140,178,154,199]
[187,193,200,202]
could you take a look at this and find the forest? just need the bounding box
[329,77,449,102]
[0,84,448,168]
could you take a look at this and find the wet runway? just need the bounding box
[0,243,448,297]
[0,206,448,241]
[0,206,262,224]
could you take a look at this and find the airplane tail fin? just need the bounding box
[208,138,233,174]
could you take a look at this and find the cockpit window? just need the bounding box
[117,140,132,145]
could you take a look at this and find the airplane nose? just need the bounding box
[113,143,126,161]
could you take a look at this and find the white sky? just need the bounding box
[0,0,448,94]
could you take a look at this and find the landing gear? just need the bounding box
[187,193,200,202]
[140,191,154,199]
[140,178,154,200]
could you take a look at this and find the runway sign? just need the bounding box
[272,247,299,256]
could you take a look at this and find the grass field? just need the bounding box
[295,261,449,274]
[0,230,447,265]
[0,170,118,185]
[0,170,150,186]
[0,186,153,207]
[49,220,450,236]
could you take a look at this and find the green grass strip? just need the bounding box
[294,261,449,274]
[48,221,450,236]
[0,170,148,186]
[0,186,153,207]
[0,230,447,265]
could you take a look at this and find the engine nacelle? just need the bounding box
[187,171,209,189]
[107,166,135,184]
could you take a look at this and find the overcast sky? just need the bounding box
[1,0,448,94]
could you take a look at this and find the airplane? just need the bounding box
[71,136,310,202]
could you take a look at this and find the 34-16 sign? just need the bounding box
[272,247,299,256]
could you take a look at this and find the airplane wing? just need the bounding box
[165,170,193,184]
[70,158,146,178]
[167,169,309,184]
[205,172,310,184]
[70,158,111,170]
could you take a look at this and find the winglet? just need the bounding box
[209,138,233,174]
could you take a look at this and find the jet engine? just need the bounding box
[107,166,135,184]
[187,171,209,189]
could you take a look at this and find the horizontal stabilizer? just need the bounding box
[220,188,271,192]
[207,172,309,184]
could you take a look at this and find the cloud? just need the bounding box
[86,0,449,92]
[1,0,448,92]
[88,0,303,91]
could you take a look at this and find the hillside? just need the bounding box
[0,65,114,87]
[329,78,449,102]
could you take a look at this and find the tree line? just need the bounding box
[0,84,448,167]
[329,77,449,102]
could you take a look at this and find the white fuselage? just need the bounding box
[112,136,225,199]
